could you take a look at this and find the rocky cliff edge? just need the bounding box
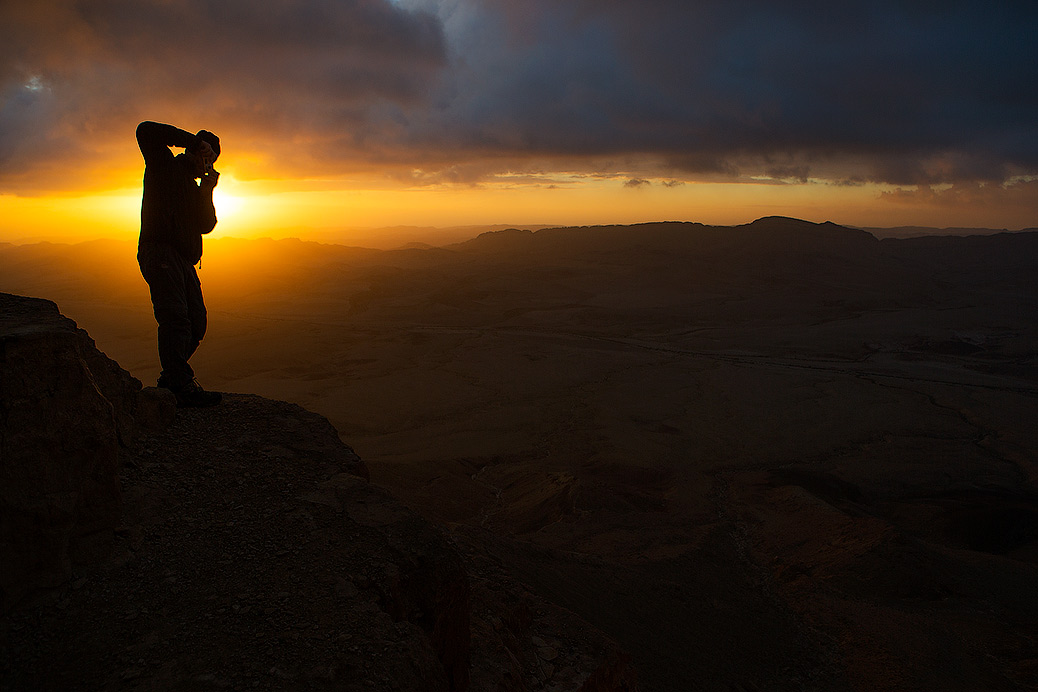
[0,292,635,692]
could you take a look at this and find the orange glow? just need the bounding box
[3,175,1035,246]
[0,191,141,243]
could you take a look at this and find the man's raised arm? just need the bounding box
[135,121,197,163]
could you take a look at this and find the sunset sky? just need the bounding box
[2,0,1036,243]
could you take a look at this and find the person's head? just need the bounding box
[185,130,220,176]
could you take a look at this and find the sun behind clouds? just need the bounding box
[212,186,244,226]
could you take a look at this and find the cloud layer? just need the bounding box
[3,0,1037,192]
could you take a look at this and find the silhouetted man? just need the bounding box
[136,120,222,407]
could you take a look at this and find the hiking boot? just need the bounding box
[169,378,222,408]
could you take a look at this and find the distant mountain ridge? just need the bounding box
[452,216,879,259]
[862,224,1038,239]
[3,215,1035,250]
[451,216,1038,257]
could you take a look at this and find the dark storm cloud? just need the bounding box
[420,0,1038,183]
[0,0,445,189]
[440,0,1038,184]
[2,0,1037,191]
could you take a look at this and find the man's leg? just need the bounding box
[138,243,194,389]
[184,264,207,361]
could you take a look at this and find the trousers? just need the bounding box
[138,242,207,388]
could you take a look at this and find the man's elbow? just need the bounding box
[136,121,159,149]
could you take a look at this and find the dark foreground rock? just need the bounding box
[0,294,141,612]
[2,390,471,690]
[0,293,635,691]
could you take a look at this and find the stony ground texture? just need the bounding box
[1,393,632,692]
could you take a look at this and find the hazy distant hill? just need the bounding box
[269,223,558,249]
[3,216,1037,316]
[453,216,879,256]
[3,215,1037,342]
[862,224,1038,239]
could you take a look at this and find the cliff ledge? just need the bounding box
[0,292,634,692]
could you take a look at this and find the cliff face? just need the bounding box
[0,293,635,692]
[0,294,141,611]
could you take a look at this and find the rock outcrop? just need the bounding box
[0,293,636,691]
[0,294,141,612]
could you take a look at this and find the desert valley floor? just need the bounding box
[3,218,1037,690]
